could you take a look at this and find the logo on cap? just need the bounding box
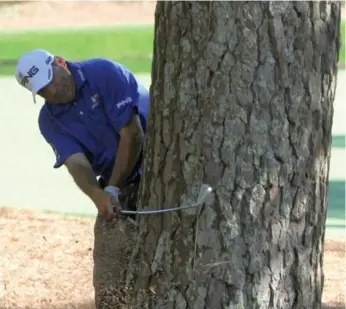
[19,65,39,87]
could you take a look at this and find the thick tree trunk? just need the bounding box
[127,1,341,309]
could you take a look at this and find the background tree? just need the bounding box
[126,1,341,309]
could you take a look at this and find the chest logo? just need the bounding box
[91,93,100,109]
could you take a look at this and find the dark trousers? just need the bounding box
[93,175,140,309]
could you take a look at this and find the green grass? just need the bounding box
[328,180,345,220]
[0,21,344,75]
[332,135,345,148]
[0,26,154,74]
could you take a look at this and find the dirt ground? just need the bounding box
[0,207,344,309]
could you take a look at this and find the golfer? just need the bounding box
[15,49,149,308]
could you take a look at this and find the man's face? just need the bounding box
[38,57,75,104]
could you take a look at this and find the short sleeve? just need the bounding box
[39,109,85,168]
[95,60,140,133]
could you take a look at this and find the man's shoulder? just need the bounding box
[79,58,127,75]
[74,58,137,92]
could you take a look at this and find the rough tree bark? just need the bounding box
[126,1,341,309]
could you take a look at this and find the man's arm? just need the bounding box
[92,59,146,189]
[107,113,144,189]
[64,153,102,204]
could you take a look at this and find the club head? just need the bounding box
[197,184,213,204]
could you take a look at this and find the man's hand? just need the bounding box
[91,188,121,221]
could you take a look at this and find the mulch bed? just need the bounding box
[0,207,344,309]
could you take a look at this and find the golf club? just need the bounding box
[120,184,213,215]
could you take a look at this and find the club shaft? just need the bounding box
[120,203,200,215]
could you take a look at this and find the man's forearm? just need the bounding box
[108,133,143,189]
[67,162,100,202]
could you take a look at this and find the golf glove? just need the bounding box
[104,186,120,197]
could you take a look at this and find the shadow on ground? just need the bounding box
[0,1,25,8]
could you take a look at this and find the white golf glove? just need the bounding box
[104,186,120,197]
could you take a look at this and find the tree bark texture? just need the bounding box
[127,1,341,309]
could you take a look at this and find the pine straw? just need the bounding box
[0,207,95,309]
[0,207,344,309]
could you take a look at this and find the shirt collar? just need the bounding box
[67,61,87,95]
[45,61,87,116]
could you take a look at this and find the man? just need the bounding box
[15,49,149,308]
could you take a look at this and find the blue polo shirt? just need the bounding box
[38,58,150,184]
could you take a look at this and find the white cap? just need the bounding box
[15,49,54,102]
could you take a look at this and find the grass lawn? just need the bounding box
[0,21,344,75]
[0,26,154,74]
[332,135,345,148]
[328,180,345,220]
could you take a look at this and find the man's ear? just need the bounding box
[55,56,67,68]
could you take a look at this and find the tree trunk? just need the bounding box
[127,1,341,309]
